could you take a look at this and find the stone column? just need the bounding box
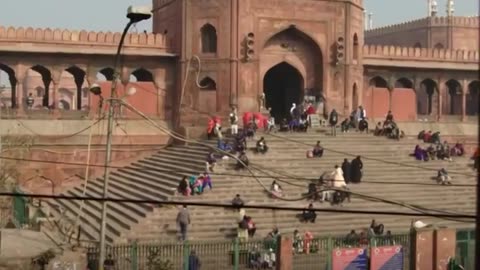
[15,80,25,117]
[49,80,60,116]
[433,228,456,270]
[461,80,468,121]
[437,80,444,121]
[411,228,435,270]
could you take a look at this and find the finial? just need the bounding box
[368,12,373,30]
[446,0,455,17]
[431,0,438,17]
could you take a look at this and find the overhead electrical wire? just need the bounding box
[0,192,475,220]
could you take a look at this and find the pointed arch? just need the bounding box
[30,65,52,107]
[418,78,438,115]
[467,81,479,115]
[131,68,154,82]
[394,78,413,89]
[444,79,462,115]
[369,76,388,88]
[65,66,86,110]
[353,33,359,61]
[97,67,114,81]
[200,24,217,53]
[0,63,17,108]
[199,77,217,91]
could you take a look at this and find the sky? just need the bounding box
[0,0,478,32]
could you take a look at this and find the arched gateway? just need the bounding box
[260,26,323,120]
[264,62,303,120]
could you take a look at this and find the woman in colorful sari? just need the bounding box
[414,145,428,161]
[450,142,465,157]
[201,172,212,191]
[190,175,203,195]
[207,117,216,140]
[177,176,191,196]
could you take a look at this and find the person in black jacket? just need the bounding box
[329,109,339,136]
[341,159,352,184]
[350,156,363,183]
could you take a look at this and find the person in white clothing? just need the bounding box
[331,165,347,188]
[229,107,239,135]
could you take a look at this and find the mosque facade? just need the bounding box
[0,0,478,132]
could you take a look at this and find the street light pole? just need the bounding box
[97,6,151,269]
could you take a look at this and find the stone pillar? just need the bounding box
[461,81,468,121]
[433,228,456,270]
[15,80,25,117]
[51,82,59,109]
[411,228,434,270]
[437,81,443,121]
[276,236,293,270]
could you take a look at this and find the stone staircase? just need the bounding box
[44,143,211,244]
[44,128,477,245]
[125,130,476,242]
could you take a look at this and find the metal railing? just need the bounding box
[85,233,412,270]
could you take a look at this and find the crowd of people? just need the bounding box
[183,102,475,253]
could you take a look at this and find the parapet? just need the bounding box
[363,44,479,63]
[0,26,172,49]
[365,17,429,38]
[366,16,479,38]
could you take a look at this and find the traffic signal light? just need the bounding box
[336,37,345,64]
[245,32,255,61]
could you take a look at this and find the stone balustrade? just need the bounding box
[363,44,479,63]
[0,26,172,50]
[366,16,479,38]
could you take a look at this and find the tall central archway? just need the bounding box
[264,62,304,121]
[260,26,323,116]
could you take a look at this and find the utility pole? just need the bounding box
[97,7,151,269]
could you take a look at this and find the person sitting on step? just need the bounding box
[413,145,428,161]
[279,118,289,132]
[370,219,385,236]
[312,141,324,158]
[270,180,283,198]
[340,118,352,133]
[266,116,275,133]
[236,151,249,170]
[426,144,437,160]
[450,142,465,157]
[232,194,245,207]
[374,122,384,136]
[437,168,452,185]
[177,176,192,196]
[245,122,255,140]
[206,152,217,172]
[423,130,433,143]
[358,118,369,133]
[439,141,452,161]
[217,139,233,153]
[301,203,317,223]
[298,115,308,132]
[256,137,268,154]
[431,131,441,144]
[190,175,203,195]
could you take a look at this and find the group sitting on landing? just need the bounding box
[373,111,405,140]
[177,173,213,196]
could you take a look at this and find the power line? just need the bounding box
[1,192,475,220]
[0,156,475,188]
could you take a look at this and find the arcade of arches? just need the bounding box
[0,63,165,119]
[364,75,479,121]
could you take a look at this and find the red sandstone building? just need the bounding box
[0,0,478,131]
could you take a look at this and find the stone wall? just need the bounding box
[0,119,172,194]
